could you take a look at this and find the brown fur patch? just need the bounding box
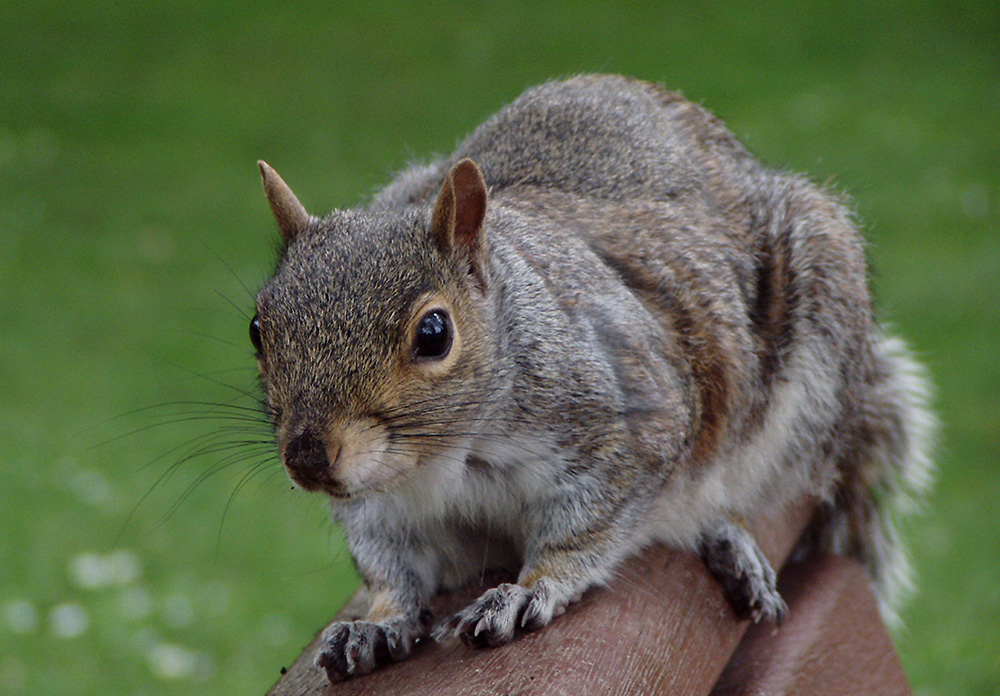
[596,254,732,465]
[365,590,403,623]
[747,236,797,424]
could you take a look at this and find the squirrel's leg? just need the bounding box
[435,489,644,647]
[698,516,787,623]
[315,530,435,682]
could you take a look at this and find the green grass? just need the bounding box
[1,1,997,694]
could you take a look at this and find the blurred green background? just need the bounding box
[1,1,997,694]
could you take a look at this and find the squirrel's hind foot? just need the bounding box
[699,519,787,623]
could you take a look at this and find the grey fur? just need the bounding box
[252,75,935,682]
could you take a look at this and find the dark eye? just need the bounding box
[413,310,452,360]
[249,313,263,354]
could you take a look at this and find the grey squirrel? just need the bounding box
[250,75,934,682]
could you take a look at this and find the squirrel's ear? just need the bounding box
[431,158,488,287]
[258,161,311,243]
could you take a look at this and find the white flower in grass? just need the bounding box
[148,643,214,681]
[70,549,142,590]
[3,600,40,634]
[50,603,89,639]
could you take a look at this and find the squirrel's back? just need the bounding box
[375,74,754,210]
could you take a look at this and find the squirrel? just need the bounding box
[250,74,935,682]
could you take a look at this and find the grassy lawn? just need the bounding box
[1,1,997,694]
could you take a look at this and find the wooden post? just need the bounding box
[712,555,912,696]
[263,499,912,696]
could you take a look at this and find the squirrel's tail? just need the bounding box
[804,331,936,627]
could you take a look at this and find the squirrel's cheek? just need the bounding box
[334,419,418,495]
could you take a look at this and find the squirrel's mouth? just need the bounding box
[285,465,352,498]
[279,418,418,499]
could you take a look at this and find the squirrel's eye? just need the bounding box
[249,313,263,354]
[413,310,452,360]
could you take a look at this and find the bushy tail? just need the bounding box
[807,331,936,627]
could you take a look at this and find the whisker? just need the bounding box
[215,458,280,556]
[214,288,255,322]
[84,398,270,443]
[203,242,260,305]
[389,431,556,460]
[146,359,266,406]
[157,444,276,526]
[189,330,256,354]
[107,414,269,446]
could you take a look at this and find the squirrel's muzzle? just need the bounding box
[282,430,345,495]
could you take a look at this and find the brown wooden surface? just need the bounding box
[711,555,912,696]
[266,502,813,696]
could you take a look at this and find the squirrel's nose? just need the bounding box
[283,430,341,492]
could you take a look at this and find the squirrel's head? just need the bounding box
[253,159,493,499]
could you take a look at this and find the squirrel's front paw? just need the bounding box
[315,616,426,682]
[434,579,569,648]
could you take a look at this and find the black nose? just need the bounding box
[283,430,331,491]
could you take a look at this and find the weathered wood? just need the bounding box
[711,555,912,696]
[266,502,813,696]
